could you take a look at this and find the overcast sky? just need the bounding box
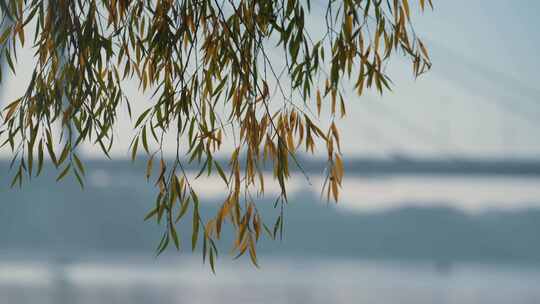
[1,0,539,160]
[333,0,540,159]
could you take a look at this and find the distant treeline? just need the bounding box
[0,162,539,265]
[3,156,539,177]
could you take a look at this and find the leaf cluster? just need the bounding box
[0,0,432,270]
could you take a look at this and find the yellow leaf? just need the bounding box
[418,40,430,61]
[316,89,322,116]
[3,99,21,121]
[402,0,410,19]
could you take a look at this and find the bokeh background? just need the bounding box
[1,0,540,303]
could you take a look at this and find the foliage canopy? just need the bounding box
[0,0,432,270]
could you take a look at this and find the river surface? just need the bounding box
[0,256,539,304]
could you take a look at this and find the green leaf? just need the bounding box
[74,167,84,189]
[37,140,44,176]
[0,27,11,45]
[209,247,216,273]
[192,206,199,251]
[214,161,228,185]
[57,143,70,165]
[175,197,190,223]
[156,232,170,256]
[135,108,151,128]
[131,137,139,162]
[73,154,85,176]
[171,225,180,250]
[141,126,149,154]
[144,207,158,221]
[10,168,21,188]
[5,50,15,74]
[46,131,58,167]
[56,164,71,181]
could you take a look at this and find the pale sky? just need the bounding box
[1,0,539,160]
[334,0,540,159]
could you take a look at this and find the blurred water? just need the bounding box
[0,256,538,304]
[2,162,540,303]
